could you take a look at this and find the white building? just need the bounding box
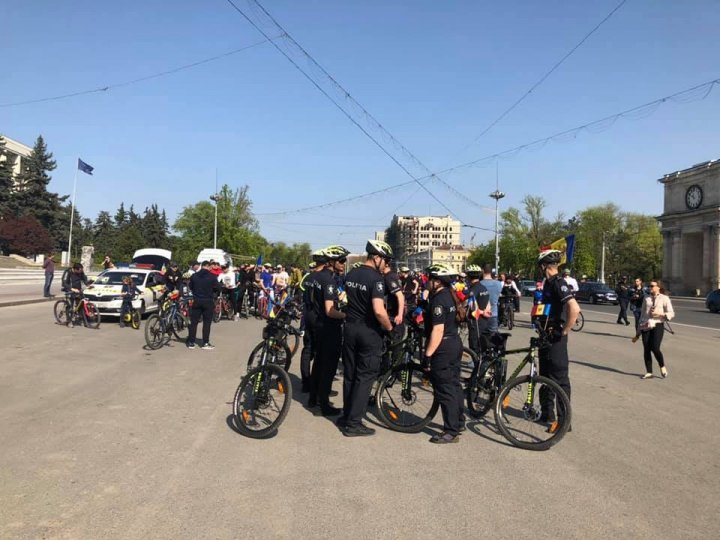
[391,214,461,256]
[0,135,32,187]
[407,245,470,273]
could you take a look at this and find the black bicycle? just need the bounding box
[144,293,189,349]
[246,300,302,371]
[233,304,293,438]
[466,326,572,451]
[571,311,585,332]
[499,298,515,330]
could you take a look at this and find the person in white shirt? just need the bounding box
[562,269,579,292]
[219,265,238,318]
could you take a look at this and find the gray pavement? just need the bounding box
[1,302,719,539]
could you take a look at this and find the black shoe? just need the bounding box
[458,424,467,433]
[616,321,624,325]
[342,424,375,437]
[308,395,317,408]
[625,321,630,326]
[335,416,347,429]
[320,405,343,417]
[329,390,339,397]
[430,432,460,444]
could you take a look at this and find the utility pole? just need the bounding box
[489,188,505,273]
[210,169,219,249]
[600,232,606,283]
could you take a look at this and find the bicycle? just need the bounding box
[213,291,235,322]
[144,292,189,349]
[499,298,514,330]
[54,293,101,329]
[247,299,301,370]
[120,294,141,330]
[466,325,572,451]
[571,311,585,332]
[233,305,293,438]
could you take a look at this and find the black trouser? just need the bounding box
[429,335,464,436]
[119,298,132,323]
[539,333,571,423]
[342,322,383,428]
[236,286,247,315]
[311,321,343,408]
[300,313,318,390]
[617,298,629,324]
[188,298,214,345]
[641,324,665,373]
[513,295,520,312]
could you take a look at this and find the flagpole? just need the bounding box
[67,160,78,265]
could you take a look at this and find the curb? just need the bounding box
[0,298,55,308]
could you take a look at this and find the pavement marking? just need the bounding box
[579,307,719,332]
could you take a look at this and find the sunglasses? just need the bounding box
[649,283,658,288]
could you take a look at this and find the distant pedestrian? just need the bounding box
[629,278,646,331]
[42,253,55,297]
[102,255,114,270]
[633,279,674,379]
[615,276,630,326]
[187,261,221,350]
[480,264,502,333]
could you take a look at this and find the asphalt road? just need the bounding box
[1,302,719,539]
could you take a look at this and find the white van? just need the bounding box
[197,248,232,267]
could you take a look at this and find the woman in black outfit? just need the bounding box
[422,264,467,444]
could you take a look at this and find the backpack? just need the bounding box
[60,268,72,292]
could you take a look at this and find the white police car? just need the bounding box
[83,248,171,317]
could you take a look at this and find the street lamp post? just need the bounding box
[210,169,219,249]
[489,189,506,272]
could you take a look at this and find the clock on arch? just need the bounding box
[685,184,703,210]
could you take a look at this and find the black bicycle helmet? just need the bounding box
[537,249,562,266]
[366,239,393,259]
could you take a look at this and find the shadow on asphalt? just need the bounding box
[581,330,634,339]
[466,417,514,448]
[225,414,279,440]
[570,359,638,377]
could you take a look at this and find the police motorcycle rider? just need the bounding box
[535,249,580,431]
[308,245,349,416]
[338,240,394,437]
[300,253,329,394]
[422,264,467,444]
[464,265,491,358]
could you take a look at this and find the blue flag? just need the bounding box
[256,254,263,267]
[77,158,94,175]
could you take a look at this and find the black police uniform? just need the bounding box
[384,270,404,341]
[341,265,386,429]
[309,268,343,410]
[465,280,489,356]
[188,268,221,346]
[427,286,464,436]
[615,280,630,325]
[300,270,321,393]
[537,274,573,422]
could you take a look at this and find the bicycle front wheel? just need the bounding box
[83,303,101,329]
[494,375,571,451]
[375,364,439,433]
[247,341,292,371]
[144,314,166,350]
[507,308,514,330]
[53,299,69,325]
[572,312,584,332]
[131,310,141,330]
[233,364,292,438]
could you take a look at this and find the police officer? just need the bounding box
[339,240,394,437]
[383,263,405,342]
[300,254,325,393]
[308,245,349,416]
[422,264,466,444]
[464,265,490,357]
[536,249,580,430]
[615,275,631,326]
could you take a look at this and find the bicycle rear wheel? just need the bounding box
[83,303,101,329]
[467,359,499,419]
[144,314,166,350]
[461,347,478,377]
[233,364,292,438]
[507,308,514,330]
[375,363,439,433]
[247,341,292,371]
[130,310,141,330]
[213,300,222,323]
[171,313,188,340]
[572,312,584,332]
[53,299,69,325]
[494,375,571,451]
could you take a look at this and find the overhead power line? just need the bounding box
[0,38,274,108]
[225,0,494,217]
[460,0,629,151]
[255,76,720,216]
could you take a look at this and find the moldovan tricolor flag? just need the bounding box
[548,234,575,266]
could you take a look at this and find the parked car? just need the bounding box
[519,280,537,297]
[575,282,619,305]
[706,289,720,313]
[83,268,165,317]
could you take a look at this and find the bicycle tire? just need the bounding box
[233,364,292,438]
[144,314,166,350]
[572,312,584,332]
[247,340,292,371]
[225,302,235,320]
[53,299,69,325]
[131,310,141,330]
[286,330,301,358]
[494,374,571,451]
[83,303,101,329]
[507,308,514,330]
[213,301,222,323]
[467,359,498,419]
[375,363,439,433]
[171,313,188,340]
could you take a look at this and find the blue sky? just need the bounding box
[3,0,719,252]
